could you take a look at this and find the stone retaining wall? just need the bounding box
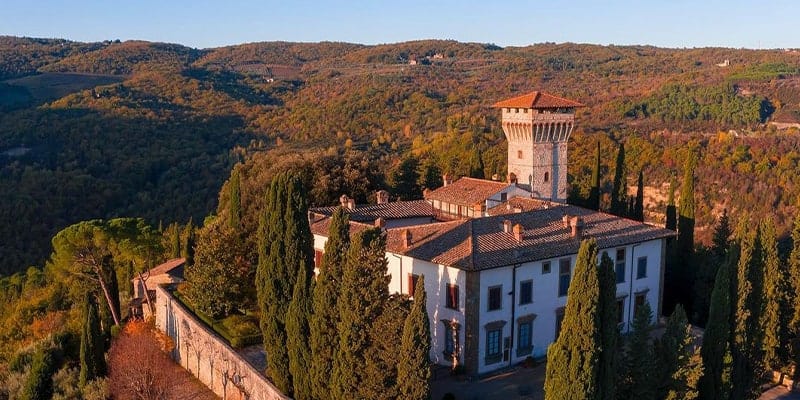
[148,285,290,400]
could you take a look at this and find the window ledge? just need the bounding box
[485,354,502,365]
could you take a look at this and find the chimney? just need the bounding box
[340,194,350,208]
[423,188,430,198]
[491,174,500,181]
[502,219,512,233]
[347,198,355,211]
[442,173,452,187]
[570,216,584,238]
[512,223,523,243]
[375,217,386,229]
[562,214,571,228]
[473,204,485,217]
[402,229,412,249]
[507,173,517,185]
[376,190,390,204]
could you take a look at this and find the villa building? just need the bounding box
[309,91,675,375]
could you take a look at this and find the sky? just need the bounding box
[2,0,798,49]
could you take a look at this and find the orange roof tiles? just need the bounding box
[424,177,511,206]
[492,91,585,109]
[146,258,185,277]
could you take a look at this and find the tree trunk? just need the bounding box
[97,271,121,326]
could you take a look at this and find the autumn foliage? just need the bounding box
[107,320,175,400]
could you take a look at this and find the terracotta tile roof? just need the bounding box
[312,203,675,271]
[146,258,185,277]
[310,213,373,237]
[310,200,434,222]
[424,178,511,206]
[492,91,585,109]
[486,197,559,215]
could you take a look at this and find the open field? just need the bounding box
[3,72,125,103]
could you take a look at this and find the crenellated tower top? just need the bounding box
[493,91,584,202]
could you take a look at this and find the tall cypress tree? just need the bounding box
[588,141,601,211]
[544,239,601,400]
[169,222,181,258]
[676,151,697,315]
[287,255,313,400]
[665,177,677,231]
[694,211,732,326]
[731,225,765,400]
[656,305,688,399]
[789,213,800,364]
[397,275,432,400]
[633,170,645,222]
[699,248,736,400]
[256,173,292,394]
[229,168,242,231]
[620,301,656,400]
[79,294,105,386]
[759,218,785,372]
[22,347,57,400]
[610,142,628,217]
[181,218,195,266]
[310,208,350,400]
[331,228,391,400]
[666,324,704,400]
[597,252,618,400]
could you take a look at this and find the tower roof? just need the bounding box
[492,91,585,109]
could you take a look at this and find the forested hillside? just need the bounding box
[2,36,800,276]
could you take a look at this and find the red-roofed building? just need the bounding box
[307,91,674,376]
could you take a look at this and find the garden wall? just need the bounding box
[148,285,290,400]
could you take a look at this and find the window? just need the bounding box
[634,293,647,315]
[314,249,323,269]
[544,172,550,183]
[517,320,533,356]
[615,248,626,284]
[515,108,519,113]
[542,261,551,274]
[616,298,625,325]
[517,150,523,159]
[486,328,502,363]
[558,258,571,297]
[442,321,460,358]
[408,274,420,296]
[519,280,533,305]
[488,285,502,311]
[637,256,647,279]
[555,308,565,339]
[446,284,459,310]
[500,192,508,202]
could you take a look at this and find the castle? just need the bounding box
[309,91,674,375]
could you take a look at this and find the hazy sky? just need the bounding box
[2,0,797,49]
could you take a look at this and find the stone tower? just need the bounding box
[493,91,584,202]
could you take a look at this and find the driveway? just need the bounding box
[431,364,545,400]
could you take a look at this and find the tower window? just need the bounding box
[544,172,550,183]
[517,150,523,159]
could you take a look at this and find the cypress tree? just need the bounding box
[80,294,105,386]
[666,325,704,400]
[759,218,785,372]
[229,168,242,230]
[610,142,627,217]
[620,301,656,400]
[364,295,410,399]
[181,218,195,266]
[597,252,618,400]
[544,239,601,400]
[389,156,422,201]
[665,177,677,231]
[694,211,732,326]
[397,275,432,400]
[310,208,350,400]
[675,152,697,316]
[788,212,800,383]
[633,170,645,222]
[469,148,485,179]
[287,255,313,400]
[22,347,56,400]
[731,225,765,400]
[169,222,181,258]
[699,248,736,400]
[331,228,391,400]
[256,173,292,394]
[656,305,688,399]
[588,141,601,211]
